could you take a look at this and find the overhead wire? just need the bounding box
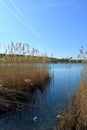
[8,0,31,26]
[0,0,44,40]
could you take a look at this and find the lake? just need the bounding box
[0,63,84,130]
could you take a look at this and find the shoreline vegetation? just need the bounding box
[57,70,87,130]
[0,53,85,63]
[0,43,86,63]
[0,42,51,115]
[0,43,87,130]
[56,47,87,130]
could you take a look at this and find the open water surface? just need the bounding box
[0,63,84,130]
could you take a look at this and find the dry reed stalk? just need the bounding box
[0,63,50,89]
[0,42,50,115]
[58,47,87,130]
[59,66,87,130]
[0,42,50,89]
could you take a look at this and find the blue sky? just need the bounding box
[0,0,87,58]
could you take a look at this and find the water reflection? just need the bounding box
[0,63,84,130]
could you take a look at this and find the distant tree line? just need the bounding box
[0,43,86,63]
[47,57,83,63]
[0,53,83,63]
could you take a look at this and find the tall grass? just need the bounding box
[58,47,87,130]
[0,42,50,88]
[59,74,87,130]
[0,63,50,88]
[0,42,50,114]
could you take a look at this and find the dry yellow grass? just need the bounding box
[59,65,87,130]
[0,43,50,115]
[0,60,50,114]
[0,42,50,89]
[0,63,50,88]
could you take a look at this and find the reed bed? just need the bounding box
[0,42,50,115]
[58,65,87,130]
[0,63,50,88]
[0,42,50,88]
[55,47,87,130]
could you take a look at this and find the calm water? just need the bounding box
[0,63,84,130]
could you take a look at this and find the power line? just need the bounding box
[0,0,28,27]
[8,0,44,40]
[0,0,44,40]
[8,0,31,25]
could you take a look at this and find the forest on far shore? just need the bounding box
[0,53,83,63]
